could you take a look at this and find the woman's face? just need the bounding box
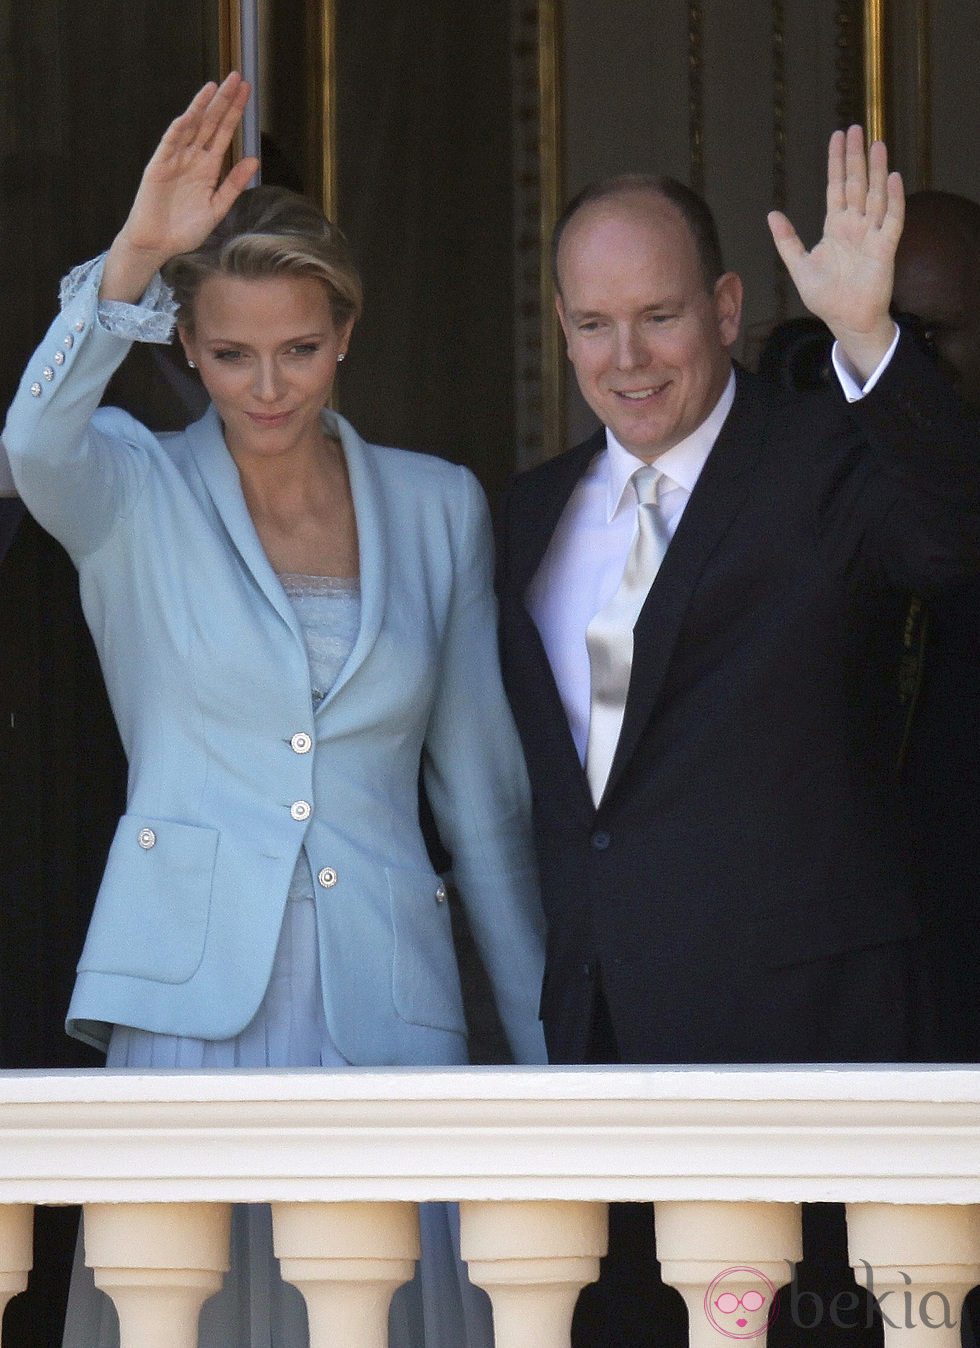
[179,272,353,466]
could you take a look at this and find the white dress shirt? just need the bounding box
[526,336,898,766]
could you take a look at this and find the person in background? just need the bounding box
[892,189,980,1065]
[3,74,546,1347]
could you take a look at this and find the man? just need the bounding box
[496,132,980,1344]
[893,190,980,1063]
[893,190,980,408]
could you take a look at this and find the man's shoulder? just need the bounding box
[508,428,604,499]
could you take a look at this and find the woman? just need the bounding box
[3,74,546,1345]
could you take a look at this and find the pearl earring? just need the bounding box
[337,353,345,362]
[187,359,197,369]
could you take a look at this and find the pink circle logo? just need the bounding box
[704,1266,779,1339]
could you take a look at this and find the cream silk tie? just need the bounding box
[585,465,670,806]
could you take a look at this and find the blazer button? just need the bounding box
[590,830,611,851]
[290,732,313,754]
[290,800,312,821]
[317,866,338,888]
[137,828,156,849]
[435,882,448,904]
[29,383,42,398]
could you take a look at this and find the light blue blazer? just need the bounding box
[3,269,546,1066]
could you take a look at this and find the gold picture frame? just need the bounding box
[539,0,565,460]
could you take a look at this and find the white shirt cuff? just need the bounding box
[831,323,901,402]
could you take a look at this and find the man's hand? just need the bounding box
[768,125,901,383]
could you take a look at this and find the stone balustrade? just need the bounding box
[0,1066,979,1346]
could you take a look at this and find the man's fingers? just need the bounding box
[863,138,891,226]
[826,128,847,216]
[843,124,868,211]
[885,170,905,233]
[767,210,805,264]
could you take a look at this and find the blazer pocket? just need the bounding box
[77,814,219,984]
[387,866,466,1034]
[752,892,920,972]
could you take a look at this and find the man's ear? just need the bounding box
[714,271,744,348]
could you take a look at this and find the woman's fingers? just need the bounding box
[197,72,251,156]
[211,154,260,217]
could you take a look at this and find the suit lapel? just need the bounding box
[184,407,387,708]
[505,431,604,820]
[184,407,304,642]
[602,370,773,799]
[509,431,604,594]
[320,412,386,704]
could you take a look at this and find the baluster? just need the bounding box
[83,1201,230,1348]
[460,1199,608,1347]
[847,1203,980,1347]
[0,1204,33,1330]
[656,1200,802,1346]
[271,1200,420,1348]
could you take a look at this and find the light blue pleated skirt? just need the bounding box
[62,896,494,1348]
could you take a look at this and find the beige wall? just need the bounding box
[558,0,980,445]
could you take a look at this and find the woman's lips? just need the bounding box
[245,410,293,426]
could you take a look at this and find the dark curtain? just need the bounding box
[1,5,519,1337]
[261,1,518,498]
[0,4,218,1341]
[334,1,517,502]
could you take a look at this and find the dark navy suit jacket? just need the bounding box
[498,336,980,1065]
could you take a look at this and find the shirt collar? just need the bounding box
[602,370,737,522]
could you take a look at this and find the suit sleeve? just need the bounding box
[421,466,548,1064]
[842,331,980,591]
[1,257,170,560]
[0,438,16,497]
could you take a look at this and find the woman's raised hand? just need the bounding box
[101,73,260,303]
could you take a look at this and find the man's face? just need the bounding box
[893,213,980,411]
[555,194,742,462]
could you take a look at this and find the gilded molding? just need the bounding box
[863,0,886,142]
[539,0,564,460]
[219,0,244,162]
[834,0,863,130]
[771,0,788,318]
[317,0,338,224]
[914,0,932,186]
[688,1,705,195]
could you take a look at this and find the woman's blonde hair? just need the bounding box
[163,185,362,333]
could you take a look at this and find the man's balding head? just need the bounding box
[551,180,742,461]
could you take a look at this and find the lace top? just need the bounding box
[279,572,361,706]
[280,573,361,900]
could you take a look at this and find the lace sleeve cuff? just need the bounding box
[59,253,179,344]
